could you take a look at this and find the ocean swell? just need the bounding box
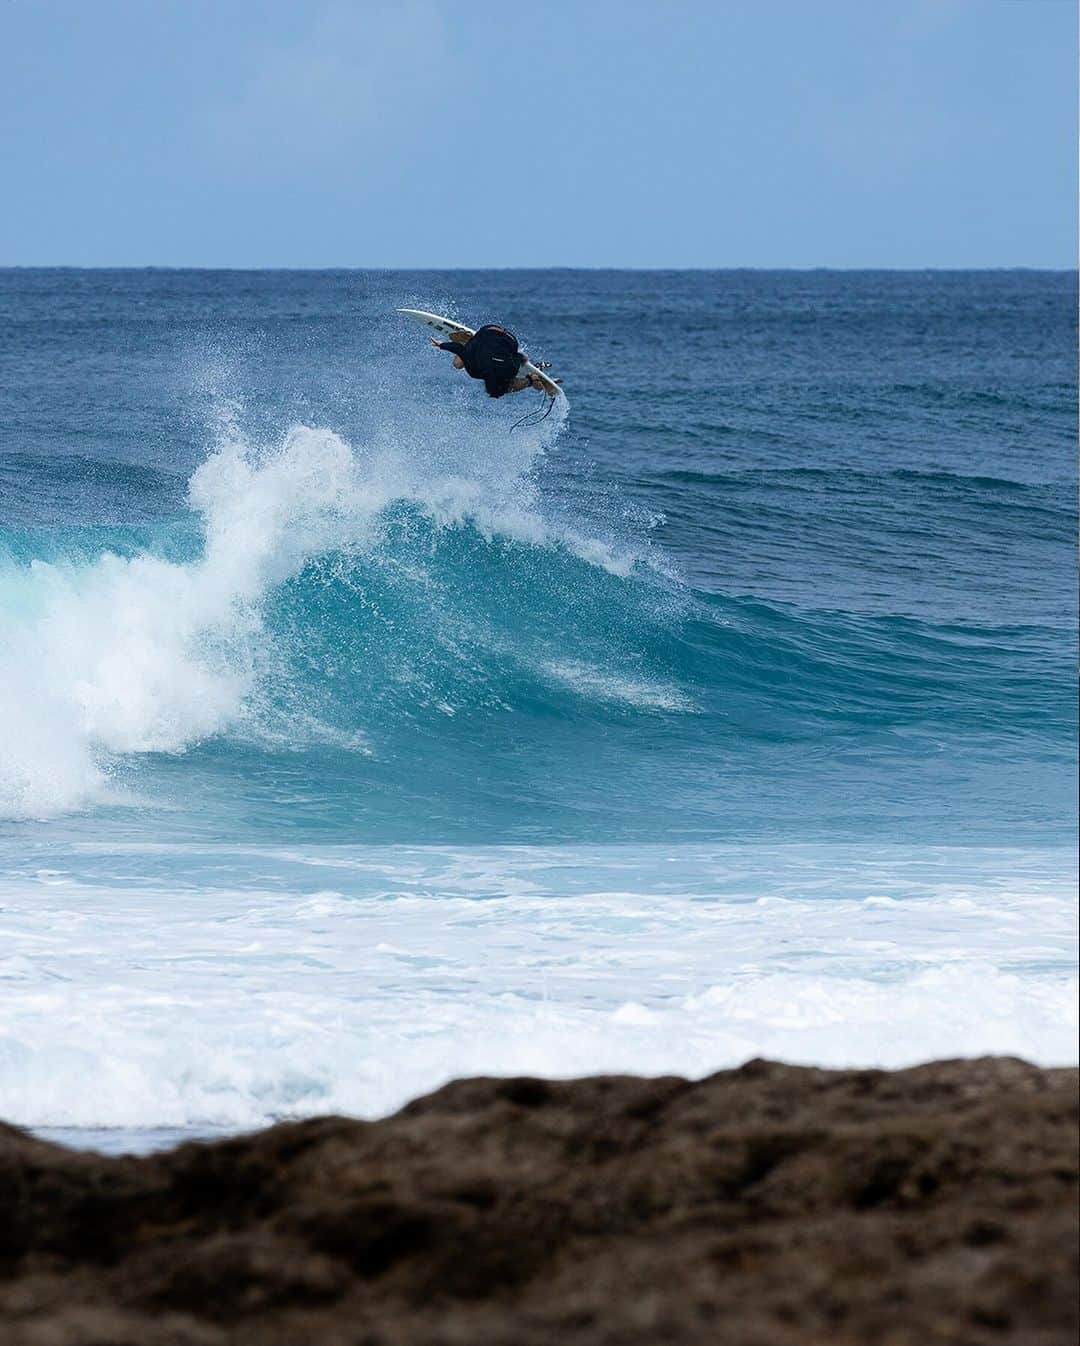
[0,401,1073,841]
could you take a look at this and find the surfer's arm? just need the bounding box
[433,339,467,358]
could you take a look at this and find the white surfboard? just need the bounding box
[397,308,564,399]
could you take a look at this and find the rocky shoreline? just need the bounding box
[2,1056,1077,1345]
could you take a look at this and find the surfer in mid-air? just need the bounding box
[431,324,548,398]
[397,308,562,427]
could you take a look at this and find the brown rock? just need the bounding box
[0,1057,1076,1344]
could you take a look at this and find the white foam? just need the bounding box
[1,427,349,817]
[544,659,697,712]
[0,844,1074,1130]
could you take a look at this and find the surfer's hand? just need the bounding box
[430,337,442,347]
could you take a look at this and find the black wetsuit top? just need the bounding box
[438,325,526,385]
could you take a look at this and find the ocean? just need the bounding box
[1,268,1076,1153]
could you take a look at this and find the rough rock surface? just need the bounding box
[1,1057,1076,1345]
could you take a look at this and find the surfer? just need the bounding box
[431,324,546,398]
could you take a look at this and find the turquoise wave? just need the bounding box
[1,454,1072,843]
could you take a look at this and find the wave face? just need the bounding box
[0,269,1076,1132]
[1,273,1075,843]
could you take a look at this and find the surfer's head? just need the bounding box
[483,374,516,399]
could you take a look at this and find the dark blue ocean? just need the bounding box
[1,270,1076,1145]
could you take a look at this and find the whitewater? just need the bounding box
[0,268,1075,1148]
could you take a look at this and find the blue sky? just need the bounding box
[1,0,1074,267]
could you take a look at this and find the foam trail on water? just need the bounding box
[543,660,697,712]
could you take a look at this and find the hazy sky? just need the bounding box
[1,0,1074,267]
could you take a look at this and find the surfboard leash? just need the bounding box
[510,389,558,433]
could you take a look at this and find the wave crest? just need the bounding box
[0,401,657,819]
